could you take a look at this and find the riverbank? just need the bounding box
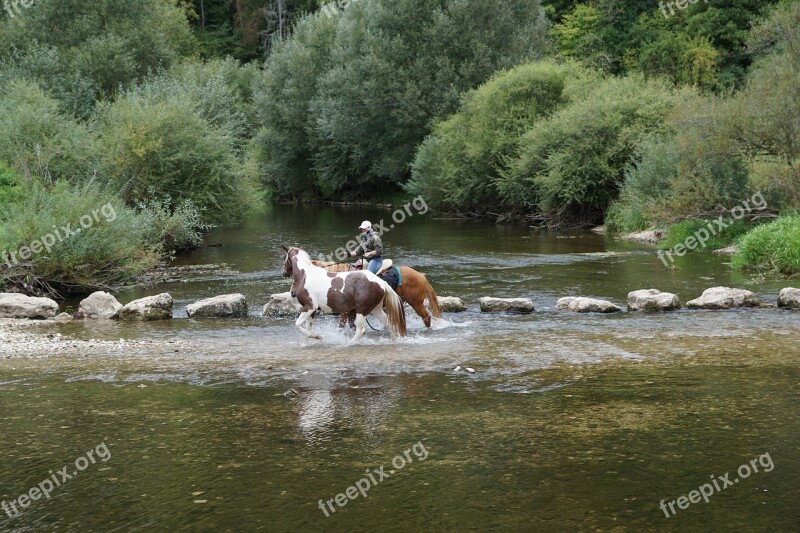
[0,319,189,359]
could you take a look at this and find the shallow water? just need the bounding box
[1,205,798,531]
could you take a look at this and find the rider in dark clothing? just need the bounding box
[348,220,383,274]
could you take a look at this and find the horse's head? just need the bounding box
[281,245,295,278]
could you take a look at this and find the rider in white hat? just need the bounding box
[348,220,383,274]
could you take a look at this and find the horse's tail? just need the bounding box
[423,276,442,319]
[383,286,407,338]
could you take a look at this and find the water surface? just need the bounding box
[1,206,798,531]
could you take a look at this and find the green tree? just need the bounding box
[256,0,548,199]
[550,5,603,60]
[254,12,339,198]
[0,0,194,117]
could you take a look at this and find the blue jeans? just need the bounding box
[367,258,382,274]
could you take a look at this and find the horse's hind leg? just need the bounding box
[350,314,367,344]
[370,307,390,334]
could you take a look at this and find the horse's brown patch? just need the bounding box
[331,277,344,290]
[327,272,337,278]
[325,272,384,315]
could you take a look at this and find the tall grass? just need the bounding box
[660,219,751,251]
[732,216,800,275]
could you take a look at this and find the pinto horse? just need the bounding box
[282,246,406,342]
[312,260,442,328]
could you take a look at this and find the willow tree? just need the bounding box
[256,0,548,199]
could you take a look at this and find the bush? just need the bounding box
[504,75,677,223]
[137,58,259,140]
[604,201,649,234]
[0,79,97,181]
[136,196,212,253]
[407,61,593,210]
[733,215,800,275]
[95,79,260,224]
[0,162,22,215]
[607,93,750,229]
[0,179,160,295]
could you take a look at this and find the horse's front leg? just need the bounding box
[295,309,321,339]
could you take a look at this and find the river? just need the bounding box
[0,205,798,531]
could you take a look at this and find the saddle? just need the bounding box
[353,259,401,290]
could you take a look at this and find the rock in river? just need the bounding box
[627,289,681,312]
[0,293,59,319]
[778,288,800,309]
[437,296,466,313]
[263,292,301,317]
[555,297,621,314]
[187,294,248,318]
[78,291,123,319]
[479,297,534,314]
[119,293,173,321]
[686,287,764,310]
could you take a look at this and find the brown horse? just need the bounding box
[312,260,442,328]
[283,247,406,342]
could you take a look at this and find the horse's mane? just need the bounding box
[311,259,350,272]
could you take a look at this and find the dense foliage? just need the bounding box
[1,0,799,290]
[255,0,548,198]
[0,178,161,294]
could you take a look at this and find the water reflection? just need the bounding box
[295,377,404,446]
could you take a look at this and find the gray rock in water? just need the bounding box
[479,297,534,314]
[263,292,301,317]
[0,293,59,319]
[78,291,123,319]
[778,288,800,309]
[686,287,764,309]
[187,294,248,318]
[556,297,621,314]
[119,293,173,321]
[52,312,73,321]
[437,296,466,312]
[627,289,681,312]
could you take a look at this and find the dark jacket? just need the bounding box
[356,231,383,257]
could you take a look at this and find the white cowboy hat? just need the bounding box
[359,220,372,230]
